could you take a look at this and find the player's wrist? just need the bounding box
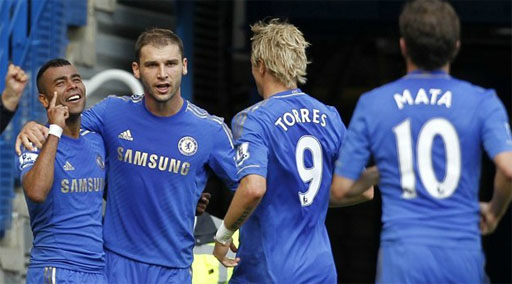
[1,90,19,111]
[48,124,63,138]
[214,221,235,245]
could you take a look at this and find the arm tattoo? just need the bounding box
[229,207,253,231]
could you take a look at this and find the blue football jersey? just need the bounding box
[18,130,106,273]
[336,70,512,248]
[230,89,345,283]
[80,95,238,268]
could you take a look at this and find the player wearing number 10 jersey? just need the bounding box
[333,1,512,283]
[212,19,374,283]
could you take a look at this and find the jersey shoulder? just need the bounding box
[80,129,105,153]
[185,101,231,134]
[104,93,144,105]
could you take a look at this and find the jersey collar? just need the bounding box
[404,69,451,79]
[271,88,305,99]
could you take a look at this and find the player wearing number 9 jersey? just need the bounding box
[212,19,375,283]
[333,1,512,283]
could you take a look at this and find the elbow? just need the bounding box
[330,184,346,203]
[241,175,266,203]
[495,152,512,180]
[24,189,48,203]
[330,175,350,203]
[23,181,50,203]
[244,183,266,203]
[502,166,512,181]
[363,186,375,201]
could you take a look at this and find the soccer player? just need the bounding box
[1,64,28,133]
[18,58,107,283]
[17,29,237,283]
[212,19,375,283]
[331,0,512,283]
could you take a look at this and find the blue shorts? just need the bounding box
[376,243,486,284]
[106,249,192,284]
[26,266,107,284]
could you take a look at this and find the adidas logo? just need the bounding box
[118,130,133,141]
[63,161,75,171]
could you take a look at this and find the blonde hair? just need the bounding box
[250,19,310,88]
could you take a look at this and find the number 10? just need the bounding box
[393,118,461,199]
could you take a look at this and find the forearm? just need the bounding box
[1,89,20,111]
[22,135,59,202]
[329,186,374,208]
[0,98,16,133]
[489,169,512,221]
[223,176,266,231]
[330,166,378,205]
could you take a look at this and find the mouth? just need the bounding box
[155,83,171,94]
[65,94,82,103]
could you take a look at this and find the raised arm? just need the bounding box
[22,93,68,202]
[1,64,28,133]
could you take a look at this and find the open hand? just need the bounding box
[213,239,240,267]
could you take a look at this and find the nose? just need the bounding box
[67,79,78,90]
[157,64,168,79]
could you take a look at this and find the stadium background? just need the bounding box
[0,0,510,282]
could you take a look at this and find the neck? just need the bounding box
[406,60,450,74]
[145,92,184,117]
[63,115,81,138]
[262,78,297,100]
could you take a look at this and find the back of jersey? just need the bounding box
[231,89,344,283]
[337,70,512,249]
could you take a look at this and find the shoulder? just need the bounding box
[80,129,104,147]
[185,102,233,142]
[185,101,227,127]
[95,94,144,107]
[232,100,271,129]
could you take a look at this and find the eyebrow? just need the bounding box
[143,59,179,66]
[53,73,81,83]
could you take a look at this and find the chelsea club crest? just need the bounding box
[178,136,198,156]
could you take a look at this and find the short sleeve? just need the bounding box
[17,147,40,180]
[335,96,372,180]
[232,112,268,179]
[207,123,239,190]
[81,96,111,134]
[479,91,512,158]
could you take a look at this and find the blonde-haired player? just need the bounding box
[213,19,374,283]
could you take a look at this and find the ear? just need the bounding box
[39,94,49,108]
[182,57,188,76]
[453,40,461,56]
[399,38,407,58]
[257,60,266,76]
[132,61,140,79]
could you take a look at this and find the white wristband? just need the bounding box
[214,221,235,245]
[48,124,63,138]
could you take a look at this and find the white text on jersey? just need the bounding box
[274,108,327,131]
[394,88,452,110]
[61,178,105,193]
[117,147,190,175]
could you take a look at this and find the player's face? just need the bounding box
[132,44,188,104]
[40,65,86,115]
